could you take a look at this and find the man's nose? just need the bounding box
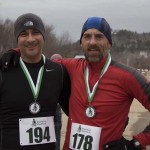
[26,33,35,43]
[89,36,97,45]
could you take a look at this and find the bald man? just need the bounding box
[51,54,62,60]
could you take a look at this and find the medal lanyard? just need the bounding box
[20,54,45,101]
[84,52,111,103]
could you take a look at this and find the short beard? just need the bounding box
[85,55,101,62]
[85,50,108,62]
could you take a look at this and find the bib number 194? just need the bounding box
[26,126,50,143]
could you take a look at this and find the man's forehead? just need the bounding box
[21,28,39,32]
[83,28,104,35]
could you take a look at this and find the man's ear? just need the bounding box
[108,43,111,49]
[80,42,83,48]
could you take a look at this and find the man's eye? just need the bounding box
[20,32,27,36]
[83,34,90,39]
[96,36,102,40]
[96,35,104,39]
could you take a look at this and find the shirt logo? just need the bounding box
[46,69,55,72]
[24,21,34,27]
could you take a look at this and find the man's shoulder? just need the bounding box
[111,60,136,72]
[45,58,63,69]
[60,58,86,67]
[46,58,86,72]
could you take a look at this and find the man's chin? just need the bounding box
[86,56,101,62]
[26,47,37,51]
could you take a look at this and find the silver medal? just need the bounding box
[85,106,96,118]
[29,102,41,114]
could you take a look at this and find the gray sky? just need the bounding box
[0,0,150,42]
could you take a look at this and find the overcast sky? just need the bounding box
[0,0,150,42]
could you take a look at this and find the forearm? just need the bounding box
[133,123,150,149]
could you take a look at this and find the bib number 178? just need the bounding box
[72,133,93,150]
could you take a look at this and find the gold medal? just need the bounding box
[29,102,41,114]
[85,106,96,118]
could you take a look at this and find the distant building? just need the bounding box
[139,51,148,58]
[74,55,85,59]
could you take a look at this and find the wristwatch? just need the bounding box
[133,139,142,149]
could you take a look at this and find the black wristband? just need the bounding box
[132,139,143,149]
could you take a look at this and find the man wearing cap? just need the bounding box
[0,13,70,150]
[58,17,150,150]
[1,16,150,150]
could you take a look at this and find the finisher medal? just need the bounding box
[85,106,96,118]
[20,55,46,115]
[84,53,111,119]
[29,102,41,114]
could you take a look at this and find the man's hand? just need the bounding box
[0,50,20,71]
[125,139,143,150]
[103,138,143,150]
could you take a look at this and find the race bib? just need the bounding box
[69,123,101,150]
[19,116,56,146]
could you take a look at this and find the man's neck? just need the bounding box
[21,55,42,63]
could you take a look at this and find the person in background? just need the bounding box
[51,53,63,150]
[0,13,70,150]
[51,54,62,60]
[1,17,150,150]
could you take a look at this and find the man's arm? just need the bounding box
[58,64,71,116]
[133,124,150,150]
[54,104,62,150]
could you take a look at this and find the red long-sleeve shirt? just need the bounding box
[57,56,150,150]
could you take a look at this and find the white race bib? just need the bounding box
[19,116,56,146]
[69,123,101,150]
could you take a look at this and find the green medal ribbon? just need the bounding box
[84,52,111,103]
[19,54,45,101]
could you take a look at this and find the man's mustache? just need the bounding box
[25,42,38,47]
[87,45,100,51]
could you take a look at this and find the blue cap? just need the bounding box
[80,17,112,45]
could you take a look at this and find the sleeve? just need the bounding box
[11,48,20,54]
[123,68,150,109]
[58,64,71,116]
[124,69,150,149]
[0,70,3,88]
[54,104,62,150]
[133,124,150,149]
